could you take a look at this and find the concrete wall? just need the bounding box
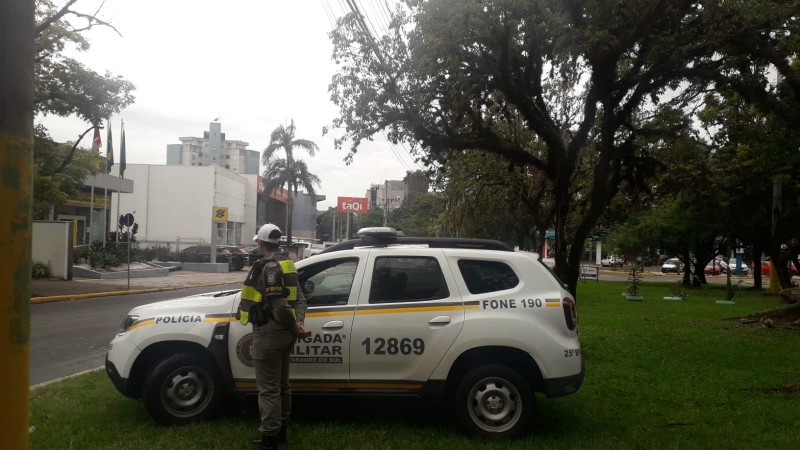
[32,221,72,280]
[113,164,256,246]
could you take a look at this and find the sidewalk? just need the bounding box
[31,269,246,304]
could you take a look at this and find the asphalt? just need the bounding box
[30,268,247,304]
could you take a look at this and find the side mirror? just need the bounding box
[302,280,315,295]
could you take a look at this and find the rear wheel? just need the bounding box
[143,353,224,425]
[454,364,535,439]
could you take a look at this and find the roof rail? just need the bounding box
[318,227,514,254]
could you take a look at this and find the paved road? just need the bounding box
[30,283,241,386]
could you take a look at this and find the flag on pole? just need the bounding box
[106,119,114,174]
[120,119,127,178]
[92,127,102,171]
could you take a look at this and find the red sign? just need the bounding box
[337,196,368,215]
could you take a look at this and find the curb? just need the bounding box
[30,281,238,304]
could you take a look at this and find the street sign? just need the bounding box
[121,213,134,227]
[213,206,228,222]
[337,196,368,215]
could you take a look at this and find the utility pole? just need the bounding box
[0,0,34,447]
[383,180,388,226]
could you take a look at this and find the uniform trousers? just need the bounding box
[253,323,295,435]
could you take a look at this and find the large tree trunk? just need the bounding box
[0,0,34,446]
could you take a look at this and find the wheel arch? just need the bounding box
[444,346,544,400]
[127,340,228,398]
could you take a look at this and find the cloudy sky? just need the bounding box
[38,0,422,209]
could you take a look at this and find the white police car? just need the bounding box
[105,228,583,439]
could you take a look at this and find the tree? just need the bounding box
[33,125,103,219]
[328,0,735,293]
[1,0,35,445]
[33,0,135,200]
[35,0,135,126]
[263,128,320,244]
[437,149,555,251]
[389,193,446,237]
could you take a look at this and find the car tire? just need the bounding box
[454,364,535,439]
[143,353,224,425]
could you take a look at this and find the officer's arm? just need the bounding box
[294,287,307,325]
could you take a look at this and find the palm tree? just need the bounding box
[263,120,319,244]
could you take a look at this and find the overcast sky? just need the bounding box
[38,0,422,210]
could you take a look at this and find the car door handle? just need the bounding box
[322,321,344,330]
[429,316,451,328]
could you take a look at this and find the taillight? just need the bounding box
[562,297,577,330]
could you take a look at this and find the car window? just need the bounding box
[298,258,358,307]
[369,256,449,303]
[457,259,520,294]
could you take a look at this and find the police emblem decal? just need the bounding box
[236,334,255,367]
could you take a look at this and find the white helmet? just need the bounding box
[253,223,282,244]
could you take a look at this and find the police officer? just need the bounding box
[239,223,308,450]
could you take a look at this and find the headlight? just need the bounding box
[118,314,139,335]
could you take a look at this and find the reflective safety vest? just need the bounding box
[238,253,298,326]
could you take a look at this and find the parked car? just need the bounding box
[105,227,584,439]
[704,261,723,275]
[181,245,242,271]
[726,258,750,276]
[754,257,799,276]
[218,245,247,271]
[661,258,682,274]
[601,255,623,267]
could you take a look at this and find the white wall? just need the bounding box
[32,221,72,280]
[112,164,255,246]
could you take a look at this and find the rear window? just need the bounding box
[369,256,450,303]
[457,259,520,294]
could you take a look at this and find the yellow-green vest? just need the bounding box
[238,253,298,326]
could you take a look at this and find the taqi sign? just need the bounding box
[337,197,368,215]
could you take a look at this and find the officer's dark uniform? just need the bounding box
[239,251,306,449]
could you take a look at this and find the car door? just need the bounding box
[227,255,362,391]
[348,249,464,388]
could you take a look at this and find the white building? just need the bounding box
[111,164,258,248]
[166,122,260,175]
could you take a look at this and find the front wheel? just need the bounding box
[143,353,224,425]
[453,364,535,439]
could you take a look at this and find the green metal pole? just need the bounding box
[0,0,34,448]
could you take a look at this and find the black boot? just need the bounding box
[277,425,287,444]
[259,434,279,450]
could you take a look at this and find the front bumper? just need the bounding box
[105,355,133,398]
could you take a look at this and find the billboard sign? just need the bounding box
[337,196,368,215]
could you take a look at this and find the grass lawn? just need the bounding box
[30,281,800,449]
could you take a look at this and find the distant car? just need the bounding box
[218,245,247,271]
[754,258,799,276]
[601,255,623,267]
[726,258,750,276]
[704,261,723,275]
[661,258,682,274]
[181,245,237,270]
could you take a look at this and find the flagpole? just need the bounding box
[89,175,95,244]
[103,185,108,248]
[106,118,114,247]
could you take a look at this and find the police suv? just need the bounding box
[105,228,583,439]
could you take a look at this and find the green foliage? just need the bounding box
[262,120,319,244]
[31,261,51,279]
[328,0,744,291]
[389,193,446,237]
[34,0,135,124]
[626,264,642,297]
[141,245,176,262]
[33,126,104,219]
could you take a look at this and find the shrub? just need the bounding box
[31,261,50,279]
